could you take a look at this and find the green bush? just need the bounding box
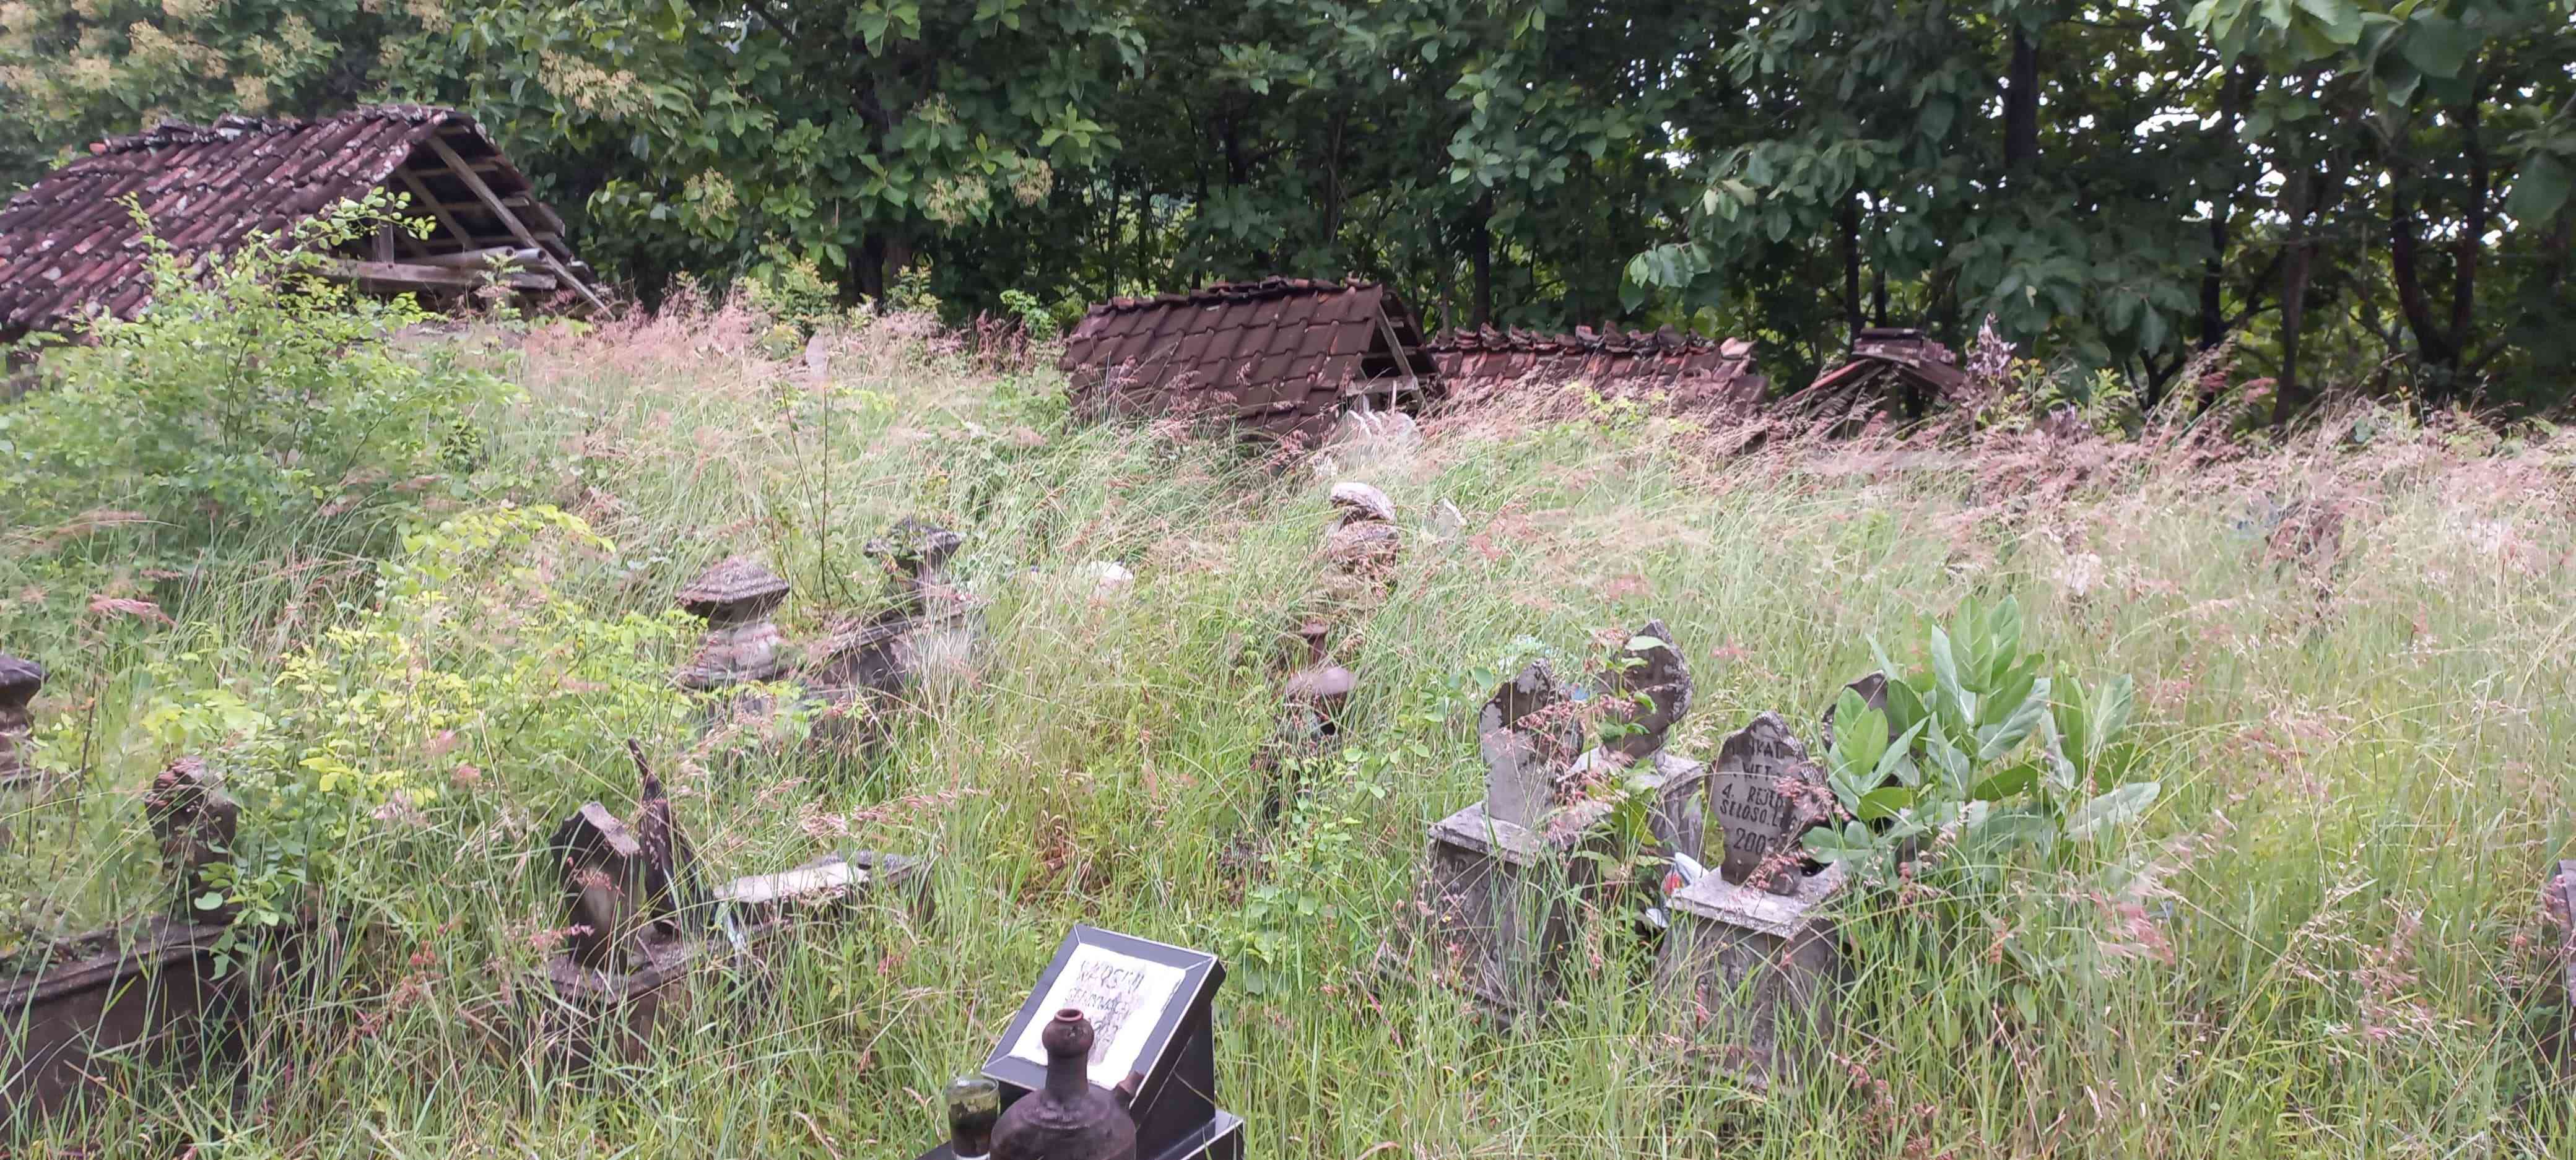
[0,194,518,569]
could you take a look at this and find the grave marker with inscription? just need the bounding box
[1656,706,1850,1088]
[916,926,1240,1160]
[1708,714,1830,896]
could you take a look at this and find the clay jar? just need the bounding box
[990,1010,1137,1160]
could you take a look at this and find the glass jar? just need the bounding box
[944,1073,1000,1159]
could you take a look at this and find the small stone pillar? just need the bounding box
[675,556,790,692]
[0,654,45,787]
[1406,660,1611,1022]
[1258,622,1357,818]
[1322,482,1399,590]
[1656,711,1846,1087]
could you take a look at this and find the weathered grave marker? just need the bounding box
[2,757,266,1122]
[809,519,979,712]
[1816,670,1889,750]
[1322,481,1399,582]
[2555,860,2576,1078]
[0,654,45,787]
[1656,706,1850,1088]
[1594,621,1710,865]
[144,757,240,920]
[674,556,790,691]
[1708,714,1829,896]
[1399,660,1618,1021]
[918,926,1240,1160]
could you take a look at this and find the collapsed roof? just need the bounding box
[1427,325,1768,415]
[0,104,602,343]
[1058,278,1438,444]
[1773,328,1970,426]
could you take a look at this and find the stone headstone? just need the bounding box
[1708,714,1829,896]
[0,654,44,786]
[675,556,790,690]
[1816,670,1889,750]
[1604,621,1692,763]
[1477,661,1580,829]
[143,758,238,920]
[2558,860,2576,1076]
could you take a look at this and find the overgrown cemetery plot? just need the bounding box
[0,280,2571,1158]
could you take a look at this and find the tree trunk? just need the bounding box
[2201,65,2245,348]
[1469,194,1494,328]
[1840,200,1863,340]
[2003,27,2041,175]
[2274,167,2315,422]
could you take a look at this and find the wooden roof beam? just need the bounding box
[424,136,607,315]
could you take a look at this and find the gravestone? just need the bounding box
[1816,670,1889,750]
[4,754,268,1122]
[1258,622,1356,819]
[809,519,978,713]
[1402,660,1617,1022]
[144,758,240,920]
[1708,714,1830,896]
[916,926,1242,1160]
[1655,709,1848,1088]
[0,654,44,787]
[1322,482,1399,583]
[2556,860,2576,1078]
[536,746,709,1066]
[1598,621,1708,864]
[674,556,791,691]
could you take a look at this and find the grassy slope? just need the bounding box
[5,307,2574,1158]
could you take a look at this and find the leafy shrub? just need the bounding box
[1803,597,2160,883]
[0,194,518,568]
[108,505,694,945]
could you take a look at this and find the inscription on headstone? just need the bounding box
[1007,941,1185,1088]
[1477,660,1579,829]
[1708,713,1827,896]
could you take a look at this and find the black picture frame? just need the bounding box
[978,925,1237,1160]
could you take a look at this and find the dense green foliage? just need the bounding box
[2,294,2570,1155]
[4,0,2574,400]
[0,197,515,573]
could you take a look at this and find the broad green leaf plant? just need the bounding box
[1803,598,2159,885]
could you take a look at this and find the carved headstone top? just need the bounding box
[867,517,965,574]
[1708,713,1830,896]
[550,802,649,971]
[549,745,701,971]
[1478,660,1582,829]
[676,556,790,623]
[1817,670,1891,750]
[0,654,43,709]
[1604,620,1692,763]
[1329,481,1396,525]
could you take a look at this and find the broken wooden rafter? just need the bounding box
[424,136,608,314]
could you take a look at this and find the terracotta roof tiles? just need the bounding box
[0,105,591,341]
[1060,277,1438,444]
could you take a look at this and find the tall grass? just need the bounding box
[3,303,2572,1158]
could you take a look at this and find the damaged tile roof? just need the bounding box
[1773,328,1970,425]
[1059,278,1438,444]
[0,104,598,342]
[1426,325,1769,414]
